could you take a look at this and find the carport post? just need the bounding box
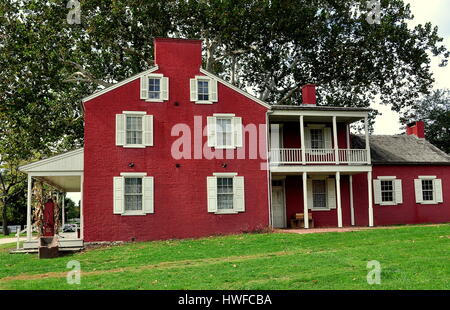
[26,174,32,241]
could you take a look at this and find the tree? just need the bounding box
[400,89,450,154]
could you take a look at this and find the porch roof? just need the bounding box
[19,148,84,192]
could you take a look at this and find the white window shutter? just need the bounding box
[414,179,423,204]
[113,177,124,214]
[324,128,332,149]
[207,176,218,213]
[394,179,403,204]
[140,76,148,99]
[327,178,336,209]
[210,79,218,102]
[233,117,243,148]
[116,114,125,146]
[434,179,443,203]
[304,128,311,149]
[161,77,169,101]
[190,78,197,102]
[143,177,154,214]
[307,179,313,209]
[207,116,216,147]
[373,180,381,204]
[143,115,153,146]
[233,176,245,212]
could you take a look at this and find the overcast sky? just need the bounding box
[372,0,450,134]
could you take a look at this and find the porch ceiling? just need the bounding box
[35,175,81,192]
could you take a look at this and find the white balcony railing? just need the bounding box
[270,148,368,165]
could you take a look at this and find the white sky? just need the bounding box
[372,0,450,134]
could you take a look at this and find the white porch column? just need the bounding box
[368,171,374,227]
[300,115,306,165]
[62,192,65,227]
[80,174,84,239]
[302,172,309,229]
[26,174,32,241]
[333,116,339,164]
[364,117,371,164]
[336,172,342,228]
[349,175,355,226]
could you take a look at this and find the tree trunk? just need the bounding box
[2,199,8,236]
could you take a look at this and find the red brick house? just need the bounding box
[19,38,450,249]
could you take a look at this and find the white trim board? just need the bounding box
[82,66,159,103]
[200,68,271,109]
[19,148,84,173]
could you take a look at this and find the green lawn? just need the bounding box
[1,224,450,290]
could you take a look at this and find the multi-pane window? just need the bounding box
[216,118,233,147]
[312,180,327,209]
[381,180,394,203]
[124,178,143,211]
[422,180,434,201]
[126,115,143,145]
[217,178,233,210]
[197,80,210,101]
[148,78,161,99]
[310,129,325,149]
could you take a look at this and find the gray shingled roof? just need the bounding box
[351,135,450,165]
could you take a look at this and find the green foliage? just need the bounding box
[401,89,450,154]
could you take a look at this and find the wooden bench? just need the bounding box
[290,213,314,229]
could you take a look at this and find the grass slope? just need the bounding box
[1,224,450,290]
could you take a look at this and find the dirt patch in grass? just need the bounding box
[1,249,319,283]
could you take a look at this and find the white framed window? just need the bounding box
[304,124,332,150]
[414,176,443,204]
[217,177,234,210]
[207,114,243,149]
[140,73,168,102]
[207,173,245,214]
[216,117,233,148]
[113,173,154,216]
[306,177,336,211]
[190,76,218,104]
[310,129,325,149]
[124,177,143,211]
[126,115,143,145]
[373,177,402,206]
[312,180,327,209]
[116,111,153,148]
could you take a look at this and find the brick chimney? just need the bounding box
[154,38,203,70]
[302,84,317,105]
[406,121,425,139]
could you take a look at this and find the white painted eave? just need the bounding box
[199,68,271,109]
[81,66,159,103]
[19,148,84,173]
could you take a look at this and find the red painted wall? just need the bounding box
[353,165,450,226]
[83,38,270,242]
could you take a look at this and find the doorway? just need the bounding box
[272,180,286,228]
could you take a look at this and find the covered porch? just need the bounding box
[19,148,84,251]
[270,166,373,229]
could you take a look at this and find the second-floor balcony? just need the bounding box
[270,148,369,165]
